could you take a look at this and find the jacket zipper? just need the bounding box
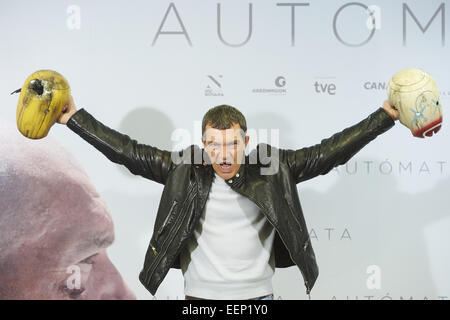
[150,194,197,292]
[287,201,311,255]
[147,166,213,287]
[144,187,195,282]
[233,188,312,295]
[146,205,188,281]
[153,200,178,246]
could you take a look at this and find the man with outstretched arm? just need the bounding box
[58,97,398,300]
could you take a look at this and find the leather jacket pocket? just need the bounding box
[154,200,178,245]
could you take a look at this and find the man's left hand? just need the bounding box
[382,100,400,121]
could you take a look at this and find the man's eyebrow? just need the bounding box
[93,232,115,248]
[78,232,114,251]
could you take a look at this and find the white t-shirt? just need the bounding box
[180,173,276,299]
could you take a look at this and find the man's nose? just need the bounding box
[97,255,137,300]
[220,145,234,158]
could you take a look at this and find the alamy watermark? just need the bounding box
[67,5,81,30]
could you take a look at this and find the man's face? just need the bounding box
[0,133,136,300]
[202,123,249,180]
[3,171,136,300]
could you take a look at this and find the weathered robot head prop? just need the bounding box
[12,70,70,139]
[388,68,442,138]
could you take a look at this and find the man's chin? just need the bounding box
[213,166,235,180]
[218,173,233,180]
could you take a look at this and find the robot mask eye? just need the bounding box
[29,79,44,96]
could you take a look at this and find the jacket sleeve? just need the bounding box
[282,107,396,184]
[66,108,174,185]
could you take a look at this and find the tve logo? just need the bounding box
[314,77,337,95]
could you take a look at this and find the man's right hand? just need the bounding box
[57,95,78,125]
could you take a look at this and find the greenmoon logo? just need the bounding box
[252,76,287,95]
[275,76,286,87]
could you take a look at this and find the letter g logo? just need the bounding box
[275,76,286,87]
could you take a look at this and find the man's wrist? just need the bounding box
[68,109,78,120]
[379,107,396,122]
[66,108,83,126]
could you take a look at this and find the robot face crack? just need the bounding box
[29,79,44,96]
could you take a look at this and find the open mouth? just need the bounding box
[219,161,232,172]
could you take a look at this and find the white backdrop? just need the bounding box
[1,0,449,300]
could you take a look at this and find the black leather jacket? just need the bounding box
[67,107,395,296]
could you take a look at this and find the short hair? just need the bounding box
[201,104,247,139]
